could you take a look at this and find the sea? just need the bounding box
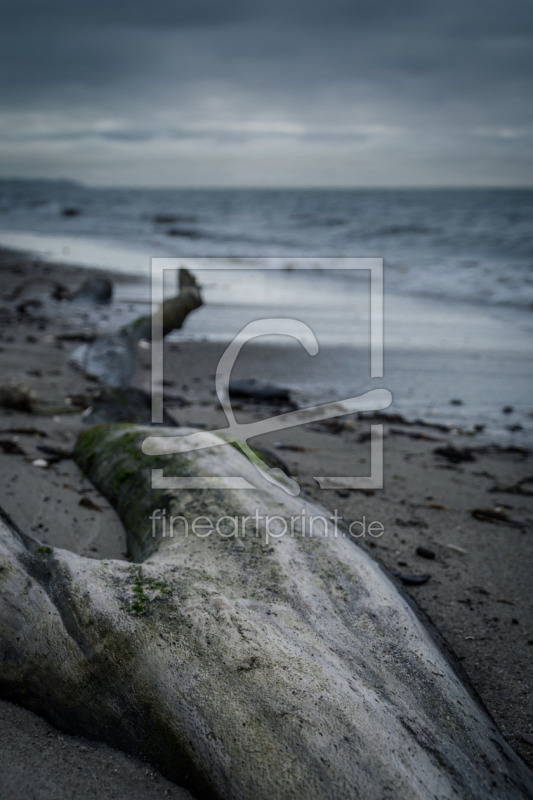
[1,180,532,444]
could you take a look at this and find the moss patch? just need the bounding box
[128,567,174,616]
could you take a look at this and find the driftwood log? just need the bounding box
[70,267,202,389]
[1,424,532,799]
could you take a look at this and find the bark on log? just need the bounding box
[1,424,532,800]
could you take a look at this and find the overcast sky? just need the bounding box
[1,0,532,187]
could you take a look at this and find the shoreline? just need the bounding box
[2,228,532,445]
[0,246,532,794]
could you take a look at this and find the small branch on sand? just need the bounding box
[125,267,203,342]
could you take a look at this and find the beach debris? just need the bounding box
[445,543,468,554]
[434,445,476,464]
[162,392,191,408]
[56,331,96,342]
[425,502,447,510]
[0,426,47,438]
[273,442,311,452]
[31,458,49,468]
[395,517,428,528]
[68,276,113,304]
[490,475,533,496]
[83,386,177,426]
[65,391,99,409]
[0,306,13,324]
[0,439,26,455]
[229,378,294,407]
[522,734,533,746]
[314,418,355,434]
[4,276,68,302]
[389,427,443,441]
[471,507,525,528]
[393,572,432,585]
[16,298,43,316]
[79,497,103,512]
[358,411,453,433]
[0,382,36,412]
[415,546,435,560]
[37,444,73,462]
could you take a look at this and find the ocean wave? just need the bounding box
[1,181,532,310]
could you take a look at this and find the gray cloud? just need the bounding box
[0,0,531,185]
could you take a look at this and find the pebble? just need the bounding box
[393,572,431,586]
[416,546,436,560]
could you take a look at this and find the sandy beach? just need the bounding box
[0,246,532,796]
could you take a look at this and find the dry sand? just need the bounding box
[0,247,532,796]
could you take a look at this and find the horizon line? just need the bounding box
[1,176,532,192]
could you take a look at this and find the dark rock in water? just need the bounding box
[434,445,475,464]
[152,214,196,224]
[394,572,432,586]
[415,546,436,560]
[61,207,81,217]
[68,276,113,304]
[166,227,200,238]
[84,387,177,426]
[502,405,514,414]
[450,398,463,406]
[229,378,294,407]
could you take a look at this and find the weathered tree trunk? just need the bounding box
[1,424,532,799]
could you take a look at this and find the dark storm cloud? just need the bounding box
[0,0,532,184]
[2,0,532,103]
